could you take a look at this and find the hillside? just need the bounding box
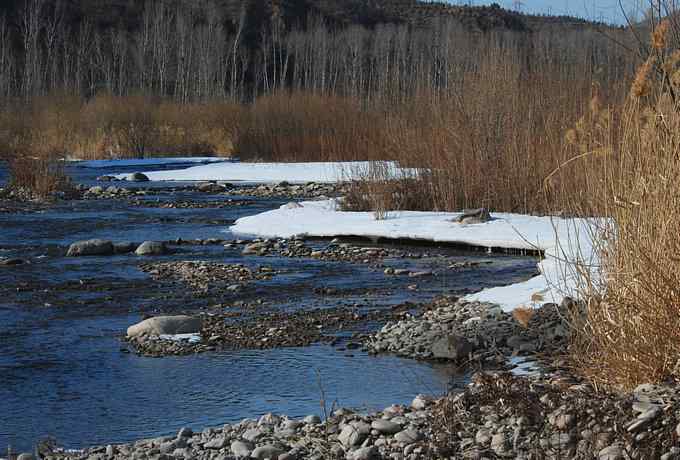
[0,0,611,34]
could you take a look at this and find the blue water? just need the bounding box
[0,161,538,451]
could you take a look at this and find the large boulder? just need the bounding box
[135,241,168,256]
[431,334,474,360]
[126,315,202,338]
[455,208,492,225]
[127,172,150,182]
[66,239,114,257]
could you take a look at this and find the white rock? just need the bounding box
[126,315,202,338]
[411,395,429,410]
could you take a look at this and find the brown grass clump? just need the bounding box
[571,30,680,389]
[512,306,535,329]
[7,156,72,199]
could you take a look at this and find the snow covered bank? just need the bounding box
[230,199,600,311]
[77,157,231,168]
[119,161,405,183]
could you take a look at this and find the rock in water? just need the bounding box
[135,241,168,256]
[86,185,104,195]
[455,208,492,225]
[127,172,150,182]
[0,258,25,266]
[66,239,114,257]
[431,334,474,360]
[126,315,202,338]
[303,415,321,424]
[197,182,224,193]
[242,242,267,255]
[113,242,138,254]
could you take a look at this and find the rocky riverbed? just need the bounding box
[36,369,680,460]
[124,305,404,357]
[139,261,278,293]
[368,297,572,363]
[81,180,346,201]
[239,237,479,270]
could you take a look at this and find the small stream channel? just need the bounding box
[0,162,539,452]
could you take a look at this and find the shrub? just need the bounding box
[7,156,71,199]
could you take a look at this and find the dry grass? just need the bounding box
[0,93,241,161]
[337,47,629,215]
[233,91,391,162]
[512,306,536,329]
[569,22,680,389]
[7,156,71,199]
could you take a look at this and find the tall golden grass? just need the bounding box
[569,21,680,389]
[233,91,391,162]
[341,50,628,214]
[0,93,241,162]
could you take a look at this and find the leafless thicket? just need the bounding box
[0,0,636,213]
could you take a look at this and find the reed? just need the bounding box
[568,20,680,389]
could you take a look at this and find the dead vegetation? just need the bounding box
[567,17,680,390]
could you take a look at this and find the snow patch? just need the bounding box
[121,161,407,183]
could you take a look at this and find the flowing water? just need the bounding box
[0,162,538,451]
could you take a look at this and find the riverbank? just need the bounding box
[36,367,680,460]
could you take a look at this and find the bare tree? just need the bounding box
[0,14,14,97]
[230,6,247,100]
[43,0,64,93]
[20,0,46,97]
